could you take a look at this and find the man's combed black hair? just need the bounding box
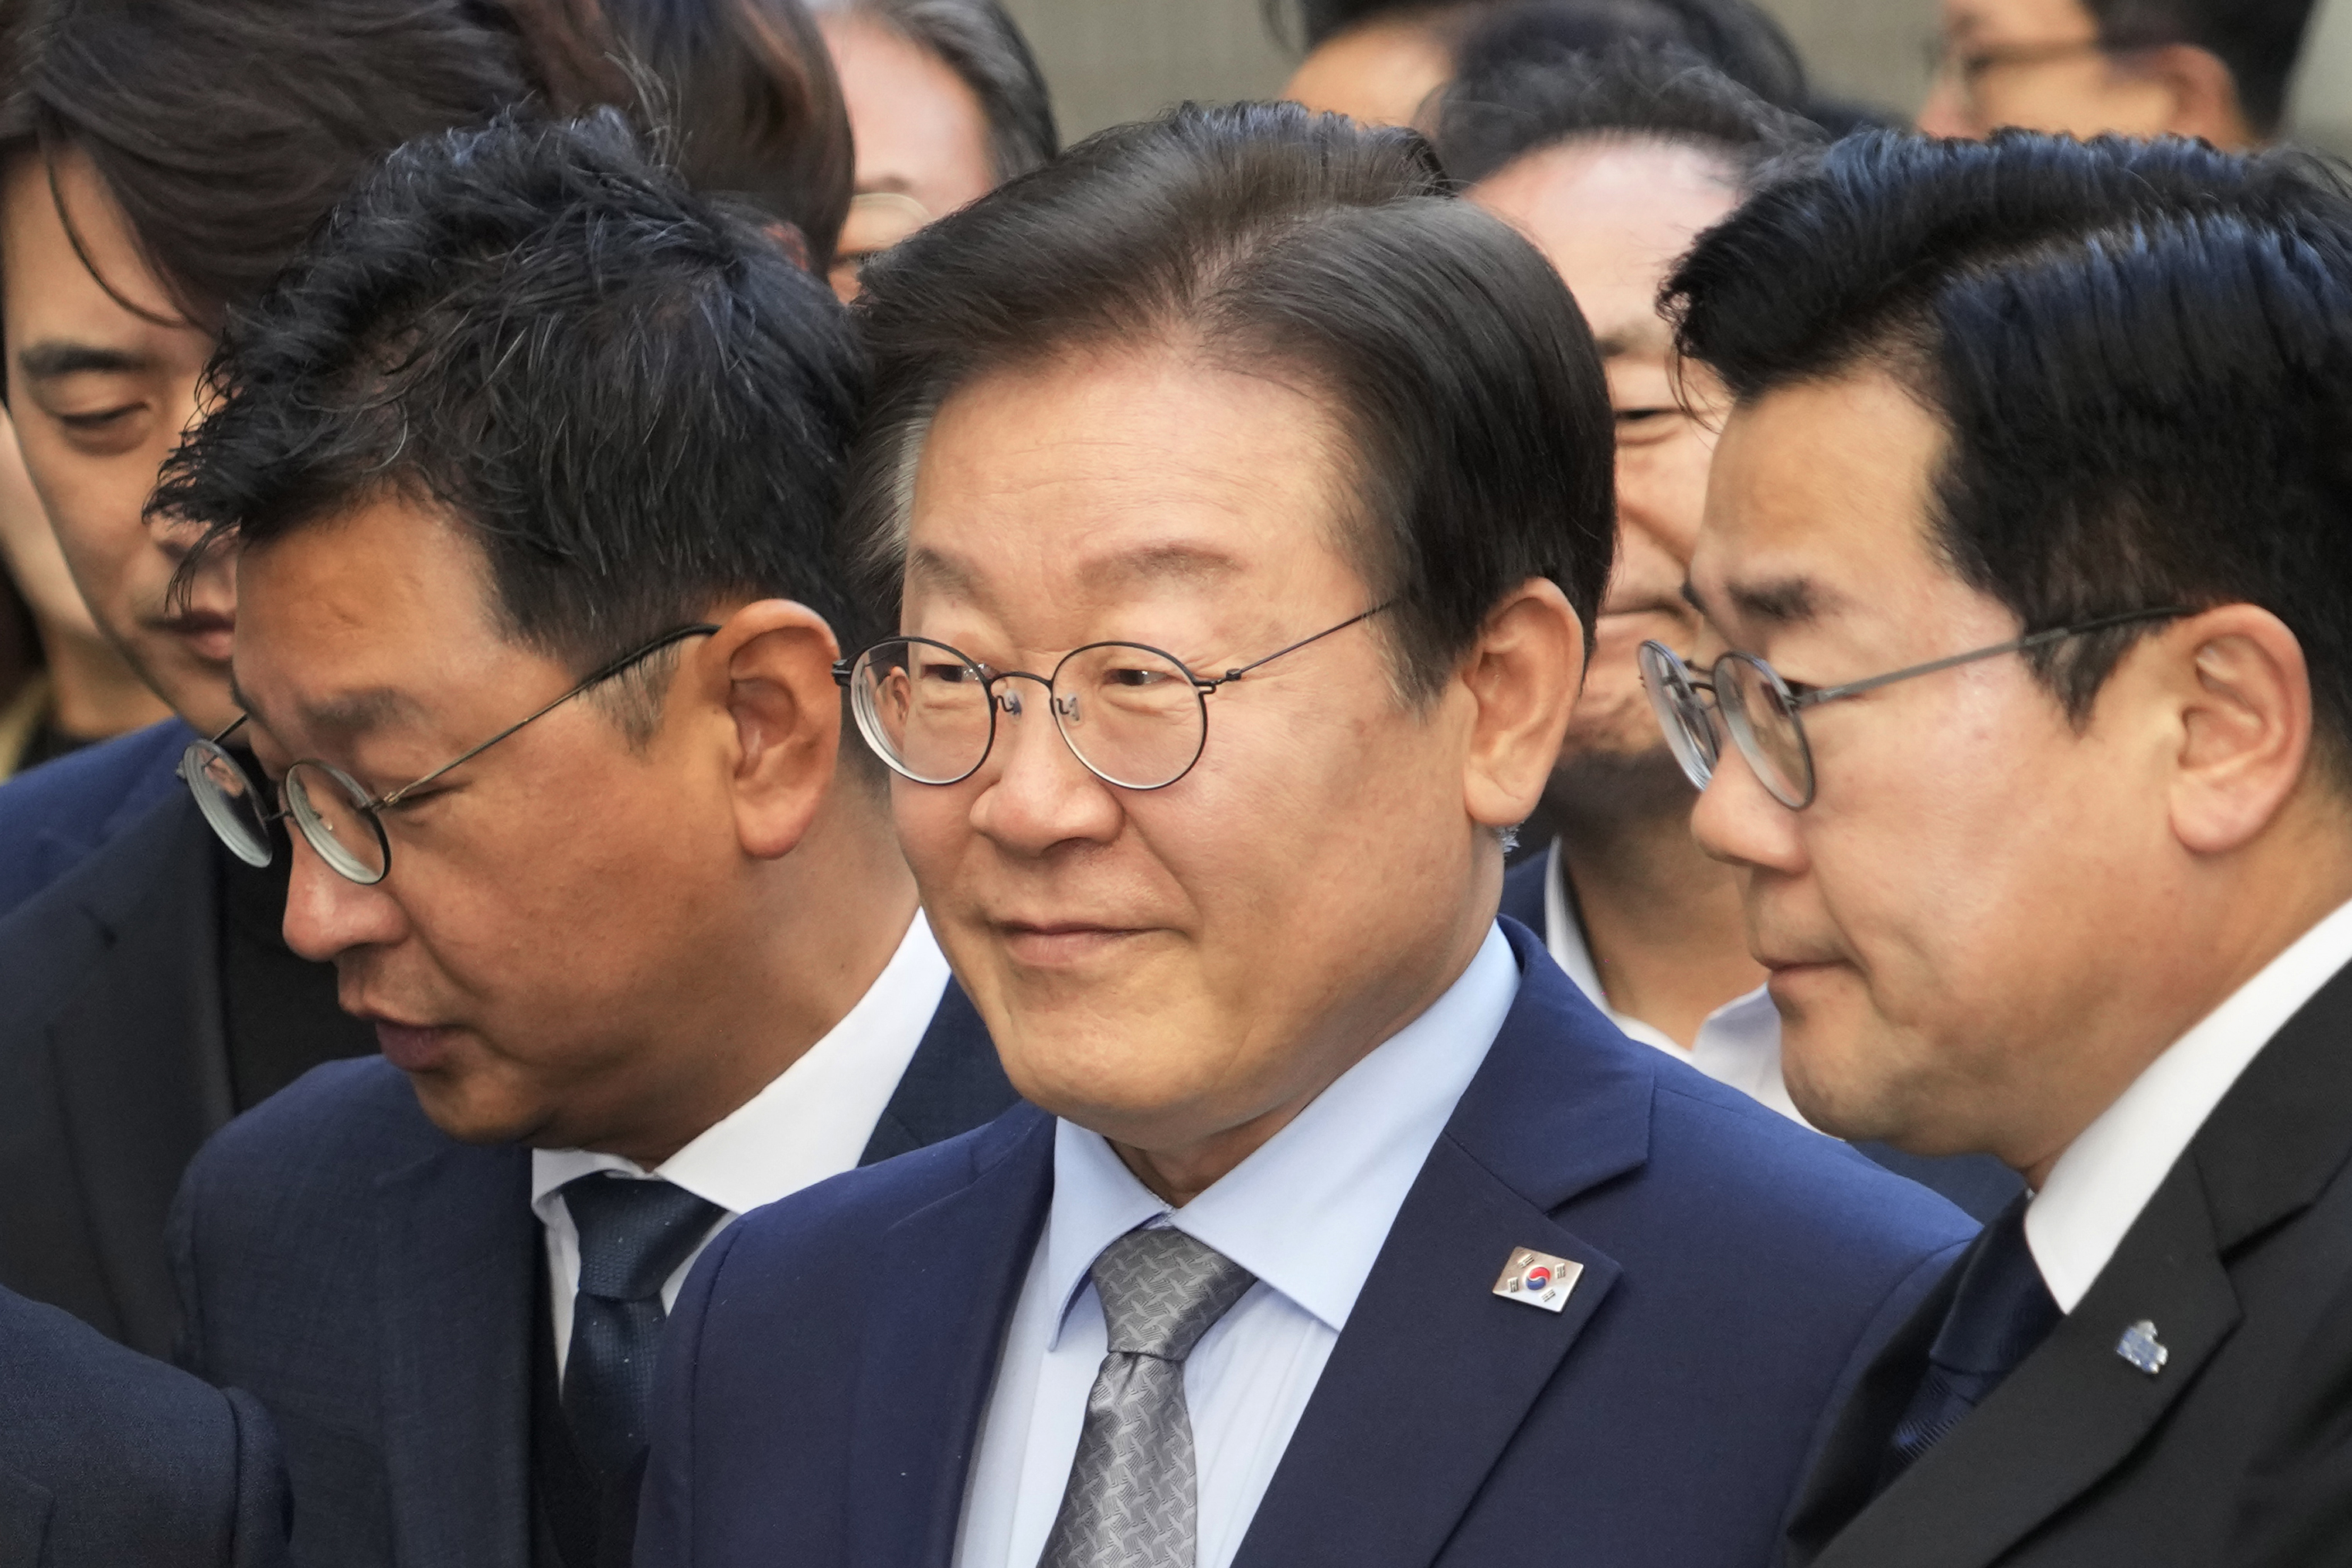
[1434,39,1821,189]
[846,100,1615,696]
[1667,130,2352,767]
[154,111,873,720]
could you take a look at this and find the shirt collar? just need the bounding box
[531,909,951,1220]
[2027,893,2352,1313]
[1541,838,1778,1042]
[1039,923,1520,1345]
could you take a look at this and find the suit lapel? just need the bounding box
[48,798,230,1359]
[859,978,1016,1165]
[1235,925,1651,1568]
[376,1139,536,1568]
[847,1107,1055,1568]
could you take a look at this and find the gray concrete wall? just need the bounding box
[997,0,1938,141]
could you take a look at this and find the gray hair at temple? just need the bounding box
[806,0,1057,181]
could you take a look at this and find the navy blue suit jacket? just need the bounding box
[638,921,1976,1568]
[0,718,191,919]
[0,1282,288,1567]
[170,982,1016,1568]
[1499,854,2022,1223]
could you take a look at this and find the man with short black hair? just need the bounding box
[159,112,1012,1568]
[1666,128,2352,1566]
[635,100,1975,1568]
[1917,0,2316,145]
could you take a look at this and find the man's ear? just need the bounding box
[2139,43,2258,148]
[1461,577,1585,833]
[699,598,843,859]
[2157,604,2314,855]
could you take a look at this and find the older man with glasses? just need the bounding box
[148,116,1016,1568]
[634,100,1974,1568]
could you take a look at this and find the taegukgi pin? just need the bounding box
[1493,1247,1583,1313]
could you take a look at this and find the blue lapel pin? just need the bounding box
[2115,1319,2168,1376]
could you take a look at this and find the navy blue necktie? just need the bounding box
[559,1172,723,1481]
[1882,1195,2061,1488]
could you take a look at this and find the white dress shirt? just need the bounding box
[1540,839,1806,1125]
[2027,895,2352,1312]
[951,923,1520,1568]
[532,910,951,1374]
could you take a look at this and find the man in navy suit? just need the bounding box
[158,115,1012,1568]
[638,101,1974,1568]
[0,1282,287,1566]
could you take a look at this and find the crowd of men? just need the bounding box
[0,0,2348,1565]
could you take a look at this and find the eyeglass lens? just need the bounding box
[284,762,392,884]
[1714,656,1816,809]
[181,741,276,869]
[849,637,1210,790]
[1636,641,1720,792]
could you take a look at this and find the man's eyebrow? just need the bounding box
[906,544,979,597]
[15,341,151,379]
[1683,574,1829,627]
[1085,541,1243,591]
[228,676,414,741]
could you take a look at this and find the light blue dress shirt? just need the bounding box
[951,923,1521,1568]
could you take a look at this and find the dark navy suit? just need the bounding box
[638,921,1976,1568]
[0,1281,288,1567]
[1500,854,2023,1223]
[0,717,190,919]
[171,984,1016,1568]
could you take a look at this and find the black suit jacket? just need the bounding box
[0,794,236,1358]
[1499,850,2021,1222]
[170,983,1015,1568]
[0,1281,288,1567]
[1785,954,2352,1568]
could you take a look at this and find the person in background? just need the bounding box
[635,99,1973,1568]
[1441,41,2021,1222]
[1278,0,1806,128]
[0,406,168,777]
[0,0,851,1360]
[811,0,1057,300]
[0,1281,289,1567]
[1668,129,2352,1567]
[161,111,1013,1568]
[1917,0,2316,145]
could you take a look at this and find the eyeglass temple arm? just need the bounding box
[373,623,720,809]
[1202,603,1394,691]
[1789,607,2190,711]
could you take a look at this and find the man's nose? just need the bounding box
[1690,733,1809,878]
[966,680,1125,855]
[281,829,407,963]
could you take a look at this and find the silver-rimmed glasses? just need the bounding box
[1637,607,2189,810]
[179,623,719,886]
[836,605,1390,791]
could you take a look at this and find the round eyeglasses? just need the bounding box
[1637,607,2189,810]
[836,606,1389,791]
[179,624,718,886]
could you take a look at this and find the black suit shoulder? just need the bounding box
[0,1284,288,1567]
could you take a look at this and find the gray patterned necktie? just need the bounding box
[1040,1226,1259,1568]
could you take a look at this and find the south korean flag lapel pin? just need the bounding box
[1494,1247,1583,1313]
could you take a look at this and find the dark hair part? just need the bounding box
[847,100,1615,698]
[1667,130,2352,772]
[0,0,532,328]
[1435,39,1821,188]
[153,112,873,738]
[809,0,1057,182]
[2085,0,2319,138]
[509,0,856,267]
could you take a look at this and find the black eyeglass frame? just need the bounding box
[1640,606,2190,811]
[834,604,1392,791]
[179,622,720,886]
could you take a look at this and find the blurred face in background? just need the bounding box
[0,406,103,653]
[1918,0,2254,146]
[1473,138,1737,800]
[821,12,1000,300]
[1283,10,1458,127]
[2,148,231,733]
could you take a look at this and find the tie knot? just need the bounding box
[1088,1226,1257,1362]
[562,1173,723,1303]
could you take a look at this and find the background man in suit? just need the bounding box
[0,0,854,1356]
[1663,130,2352,1566]
[0,1282,288,1567]
[155,113,1015,1568]
[637,100,1975,1568]
[1445,42,2019,1222]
